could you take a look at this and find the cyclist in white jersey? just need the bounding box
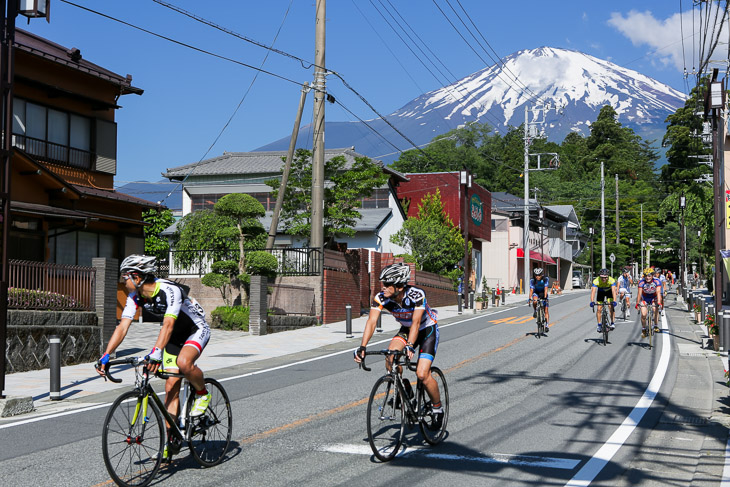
[96,255,212,459]
[354,263,443,429]
[617,268,633,319]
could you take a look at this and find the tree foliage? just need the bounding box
[142,208,174,262]
[267,149,390,247]
[390,189,465,275]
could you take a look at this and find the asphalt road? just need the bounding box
[0,290,679,486]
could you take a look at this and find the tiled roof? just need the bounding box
[72,184,163,209]
[163,148,407,182]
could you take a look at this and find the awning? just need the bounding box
[516,248,557,265]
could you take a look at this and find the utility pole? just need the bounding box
[615,174,619,245]
[601,162,606,269]
[462,170,471,306]
[680,194,686,291]
[267,82,310,249]
[523,105,530,294]
[641,203,644,271]
[310,0,325,252]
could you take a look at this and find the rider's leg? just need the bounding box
[177,345,204,392]
[544,299,550,323]
[640,303,648,327]
[164,376,182,427]
[385,336,405,373]
[416,358,440,406]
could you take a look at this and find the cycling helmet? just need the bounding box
[599,268,609,277]
[643,267,654,276]
[379,263,411,287]
[120,254,157,276]
[533,268,544,276]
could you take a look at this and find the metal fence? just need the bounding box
[8,259,96,311]
[167,248,322,277]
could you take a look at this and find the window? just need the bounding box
[49,230,119,266]
[361,188,389,209]
[12,98,93,169]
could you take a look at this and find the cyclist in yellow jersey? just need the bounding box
[589,268,618,333]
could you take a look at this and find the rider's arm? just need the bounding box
[102,317,133,357]
[153,315,175,351]
[590,286,596,302]
[359,308,381,349]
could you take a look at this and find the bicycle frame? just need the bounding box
[361,351,427,424]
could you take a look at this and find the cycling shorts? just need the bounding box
[393,324,439,362]
[165,322,211,357]
[641,295,658,305]
[531,293,549,307]
[596,289,614,303]
[619,287,631,297]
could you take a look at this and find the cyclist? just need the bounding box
[637,267,663,336]
[655,269,667,300]
[96,254,212,459]
[590,268,618,333]
[617,267,633,319]
[529,267,550,331]
[354,262,443,430]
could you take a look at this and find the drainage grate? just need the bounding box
[660,415,709,425]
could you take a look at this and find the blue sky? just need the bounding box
[22,1,719,188]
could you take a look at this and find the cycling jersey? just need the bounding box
[530,277,549,295]
[121,279,210,354]
[372,285,438,331]
[618,276,632,294]
[592,276,616,290]
[639,278,662,296]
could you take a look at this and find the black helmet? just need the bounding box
[599,268,609,277]
[379,263,410,286]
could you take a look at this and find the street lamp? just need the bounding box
[589,227,594,281]
[629,238,634,271]
[0,0,51,399]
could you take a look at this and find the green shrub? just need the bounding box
[211,306,250,331]
[246,251,278,277]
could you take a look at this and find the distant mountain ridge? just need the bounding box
[255,47,685,162]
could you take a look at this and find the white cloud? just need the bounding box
[608,9,727,73]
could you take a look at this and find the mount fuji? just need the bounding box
[255,47,686,161]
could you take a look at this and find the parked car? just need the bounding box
[572,272,585,288]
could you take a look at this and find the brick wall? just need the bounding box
[323,249,362,323]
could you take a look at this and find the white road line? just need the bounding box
[565,311,672,486]
[0,304,518,429]
[320,443,581,469]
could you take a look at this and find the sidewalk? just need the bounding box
[0,290,534,418]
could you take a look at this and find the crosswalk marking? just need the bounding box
[320,443,581,470]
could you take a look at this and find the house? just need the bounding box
[161,148,409,255]
[9,29,160,266]
[395,172,491,294]
[483,192,578,291]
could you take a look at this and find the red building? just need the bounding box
[396,172,491,293]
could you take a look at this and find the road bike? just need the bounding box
[593,299,613,346]
[619,291,632,321]
[535,298,548,338]
[640,301,660,350]
[359,349,448,462]
[98,357,232,487]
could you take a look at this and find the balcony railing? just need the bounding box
[12,133,94,170]
[8,260,96,311]
[168,248,322,277]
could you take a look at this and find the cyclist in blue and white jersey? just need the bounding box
[354,263,443,429]
[617,267,633,319]
[96,255,212,459]
[637,267,663,337]
[529,267,550,330]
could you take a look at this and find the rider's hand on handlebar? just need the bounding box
[353,346,366,363]
[144,347,163,374]
[405,344,416,360]
[611,301,617,308]
[95,353,110,377]
[589,301,595,308]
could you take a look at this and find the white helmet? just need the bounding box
[120,254,157,276]
[533,267,544,276]
[379,263,411,286]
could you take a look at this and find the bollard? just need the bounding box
[687,291,693,312]
[701,297,707,324]
[722,311,730,353]
[501,287,506,305]
[469,291,475,310]
[50,335,61,401]
[376,312,382,333]
[492,289,497,307]
[345,304,353,338]
[457,292,463,315]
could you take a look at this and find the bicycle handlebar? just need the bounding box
[96,357,142,384]
[358,349,416,373]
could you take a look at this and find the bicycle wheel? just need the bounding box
[367,375,404,461]
[602,308,609,346]
[536,305,544,337]
[186,378,233,467]
[648,307,654,350]
[102,390,164,487]
[419,367,449,445]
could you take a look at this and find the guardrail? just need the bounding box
[167,248,322,277]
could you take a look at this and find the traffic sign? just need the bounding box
[609,253,615,263]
